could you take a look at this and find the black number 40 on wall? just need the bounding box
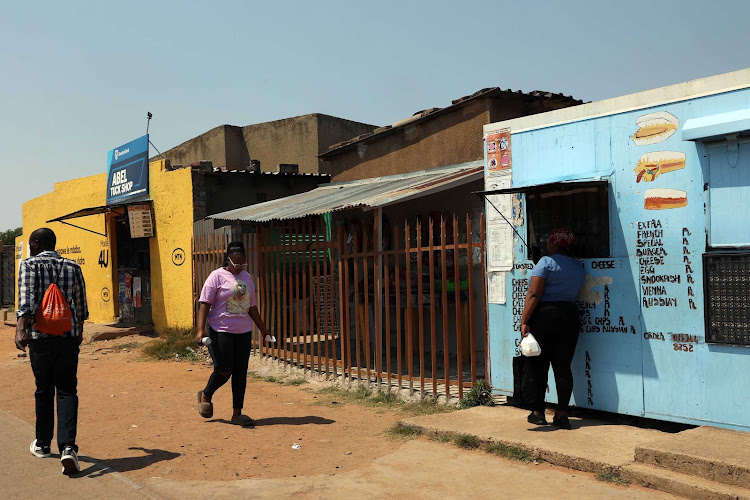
[98,249,109,268]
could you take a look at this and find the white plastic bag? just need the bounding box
[520,333,542,357]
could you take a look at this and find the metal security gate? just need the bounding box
[339,214,488,400]
[192,214,488,401]
[0,244,15,307]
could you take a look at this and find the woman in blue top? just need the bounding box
[521,227,585,430]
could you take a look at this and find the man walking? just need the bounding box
[15,228,88,475]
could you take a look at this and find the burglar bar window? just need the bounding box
[703,252,750,345]
[526,184,610,260]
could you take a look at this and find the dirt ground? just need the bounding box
[0,324,402,482]
[0,324,673,499]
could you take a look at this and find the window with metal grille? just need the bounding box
[703,251,750,345]
[526,183,610,260]
[256,192,268,203]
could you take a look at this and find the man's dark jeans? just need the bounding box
[28,336,79,453]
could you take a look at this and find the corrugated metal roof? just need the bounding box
[207,162,483,222]
[207,167,330,177]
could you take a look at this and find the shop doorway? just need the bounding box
[114,214,152,325]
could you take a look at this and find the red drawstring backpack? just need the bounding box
[35,260,72,335]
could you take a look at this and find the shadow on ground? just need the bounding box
[526,419,617,432]
[75,447,180,478]
[254,416,335,426]
[207,415,335,427]
[503,402,693,433]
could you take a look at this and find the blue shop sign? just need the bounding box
[106,135,149,205]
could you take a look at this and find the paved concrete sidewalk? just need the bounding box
[401,405,750,499]
[144,440,671,499]
[633,425,750,488]
[0,411,158,499]
[402,405,664,472]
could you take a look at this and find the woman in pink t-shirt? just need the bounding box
[196,241,271,426]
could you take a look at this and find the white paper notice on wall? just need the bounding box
[485,175,512,223]
[487,222,513,271]
[487,272,506,304]
[484,172,513,271]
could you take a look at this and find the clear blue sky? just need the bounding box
[2,0,749,231]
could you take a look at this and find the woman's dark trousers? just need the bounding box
[203,327,251,409]
[527,302,580,413]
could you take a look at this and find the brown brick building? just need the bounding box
[319,88,583,181]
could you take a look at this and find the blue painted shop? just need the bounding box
[483,69,750,431]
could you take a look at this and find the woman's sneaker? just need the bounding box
[60,446,80,475]
[552,415,572,430]
[527,412,549,425]
[29,440,51,458]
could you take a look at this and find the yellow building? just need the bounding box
[16,160,194,331]
[16,155,327,332]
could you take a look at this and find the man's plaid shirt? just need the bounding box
[17,250,89,339]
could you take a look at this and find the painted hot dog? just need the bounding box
[634,151,685,182]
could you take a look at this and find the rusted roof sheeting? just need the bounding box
[207,162,483,222]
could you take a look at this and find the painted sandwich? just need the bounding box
[644,188,687,210]
[634,151,686,182]
[631,111,679,146]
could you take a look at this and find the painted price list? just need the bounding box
[128,204,154,238]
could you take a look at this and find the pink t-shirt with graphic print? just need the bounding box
[199,268,257,333]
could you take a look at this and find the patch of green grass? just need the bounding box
[314,386,457,415]
[428,433,452,443]
[458,380,495,409]
[110,341,140,352]
[247,372,278,383]
[595,470,630,486]
[282,377,308,386]
[142,328,200,361]
[246,372,308,386]
[453,433,480,450]
[402,398,456,417]
[483,442,534,462]
[427,433,534,461]
[314,385,376,407]
[385,423,424,441]
[370,390,401,405]
[349,385,376,402]
[315,385,340,395]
